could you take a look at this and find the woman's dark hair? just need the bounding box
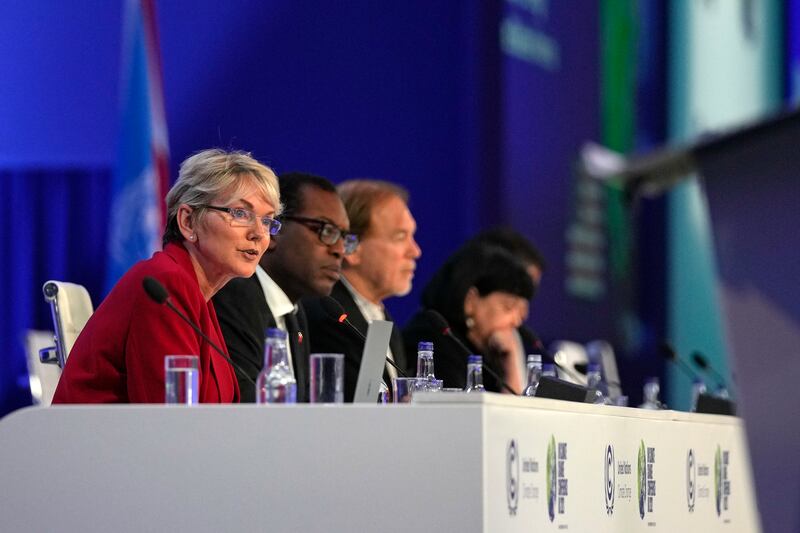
[421,244,534,333]
[469,226,546,272]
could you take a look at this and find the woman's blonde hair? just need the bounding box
[162,148,281,246]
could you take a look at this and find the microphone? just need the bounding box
[320,297,353,332]
[422,309,518,395]
[142,276,170,304]
[142,276,255,385]
[320,296,407,378]
[660,342,703,383]
[691,351,728,390]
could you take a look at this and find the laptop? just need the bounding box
[353,320,393,403]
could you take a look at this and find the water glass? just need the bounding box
[613,395,629,407]
[310,353,344,404]
[392,377,426,403]
[164,355,199,405]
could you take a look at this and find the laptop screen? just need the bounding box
[353,320,393,403]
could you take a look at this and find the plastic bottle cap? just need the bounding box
[266,328,287,339]
[467,354,482,364]
[418,341,434,352]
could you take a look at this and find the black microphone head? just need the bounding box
[692,351,709,370]
[320,296,347,323]
[423,309,450,333]
[659,341,677,361]
[142,276,169,305]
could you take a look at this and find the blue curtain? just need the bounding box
[0,168,111,416]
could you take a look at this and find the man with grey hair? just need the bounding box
[304,179,421,402]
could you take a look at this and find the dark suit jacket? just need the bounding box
[212,274,310,402]
[303,281,410,402]
[53,243,239,404]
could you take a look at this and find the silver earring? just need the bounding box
[188,234,195,241]
[465,316,475,329]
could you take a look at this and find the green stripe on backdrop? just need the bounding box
[597,0,638,359]
[600,0,636,281]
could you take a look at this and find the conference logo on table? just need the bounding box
[686,449,696,512]
[546,436,557,522]
[636,440,656,521]
[604,444,615,515]
[714,446,722,516]
[506,439,519,516]
[714,445,730,517]
[637,441,646,519]
[545,434,568,522]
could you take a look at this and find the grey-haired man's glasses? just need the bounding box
[204,206,282,235]
[281,215,359,255]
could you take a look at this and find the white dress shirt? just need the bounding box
[255,265,296,375]
[340,275,398,381]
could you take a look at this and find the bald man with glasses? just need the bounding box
[213,172,357,402]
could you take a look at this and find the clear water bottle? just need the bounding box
[416,341,435,380]
[256,328,297,404]
[542,363,557,378]
[465,355,485,393]
[586,362,608,404]
[377,381,390,404]
[523,354,543,397]
[638,377,662,410]
[690,378,707,412]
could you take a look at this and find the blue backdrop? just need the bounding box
[1,0,623,414]
[1,168,111,411]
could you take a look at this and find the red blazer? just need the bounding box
[52,243,240,403]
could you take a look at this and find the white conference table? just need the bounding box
[0,393,760,532]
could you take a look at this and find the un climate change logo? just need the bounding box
[605,444,615,514]
[637,440,646,520]
[687,449,696,512]
[714,446,722,517]
[506,439,519,516]
[546,435,557,522]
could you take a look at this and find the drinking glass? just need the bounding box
[392,377,426,403]
[310,353,344,404]
[164,355,199,405]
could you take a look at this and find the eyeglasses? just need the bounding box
[280,215,359,255]
[204,206,282,235]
